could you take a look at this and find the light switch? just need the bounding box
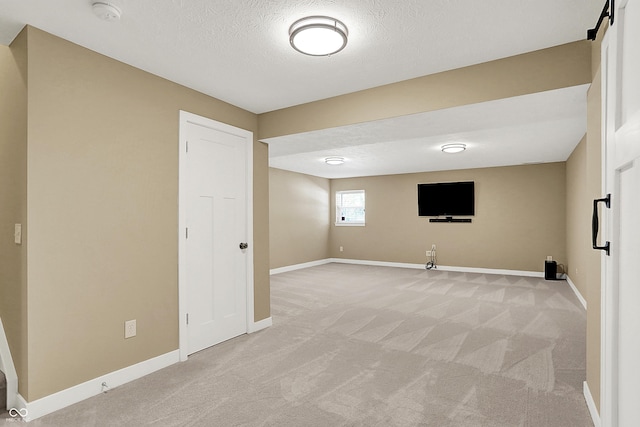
[14,224,22,245]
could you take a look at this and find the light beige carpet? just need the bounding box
[25,263,593,426]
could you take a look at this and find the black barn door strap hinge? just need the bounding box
[587,0,615,40]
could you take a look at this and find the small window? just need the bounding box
[336,190,365,226]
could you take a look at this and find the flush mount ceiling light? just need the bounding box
[289,16,348,56]
[325,156,345,165]
[441,143,466,154]
[92,2,122,21]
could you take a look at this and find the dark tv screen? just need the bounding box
[418,181,475,216]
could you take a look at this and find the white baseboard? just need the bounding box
[270,259,332,275]
[328,258,544,278]
[584,381,601,427]
[0,317,19,411]
[271,257,550,279]
[248,317,272,333]
[329,258,425,270]
[18,317,272,422]
[20,350,180,421]
[565,275,587,309]
[432,264,543,278]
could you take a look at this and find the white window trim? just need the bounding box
[335,189,365,226]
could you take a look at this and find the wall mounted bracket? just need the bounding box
[429,217,472,223]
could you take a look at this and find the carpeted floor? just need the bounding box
[23,263,593,426]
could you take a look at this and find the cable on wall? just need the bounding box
[425,245,437,270]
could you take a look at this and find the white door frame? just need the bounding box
[600,26,615,426]
[177,110,254,362]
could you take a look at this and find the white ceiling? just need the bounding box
[0,0,600,178]
[266,85,590,178]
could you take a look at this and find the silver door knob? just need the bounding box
[239,242,248,250]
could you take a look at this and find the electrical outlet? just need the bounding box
[426,251,432,257]
[124,319,136,339]
[339,246,343,252]
[546,255,553,261]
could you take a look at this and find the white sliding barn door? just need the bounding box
[600,1,640,425]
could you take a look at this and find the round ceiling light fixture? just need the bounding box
[92,2,122,21]
[289,16,348,56]
[441,143,467,154]
[325,156,345,165]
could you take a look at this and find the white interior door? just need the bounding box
[178,111,253,358]
[600,1,640,425]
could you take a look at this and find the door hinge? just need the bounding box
[186,141,189,152]
[186,313,189,325]
[185,227,189,239]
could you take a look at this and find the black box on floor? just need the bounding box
[545,260,557,280]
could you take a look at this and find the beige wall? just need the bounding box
[253,141,271,321]
[258,41,592,140]
[269,168,330,269]
[19,27,268,401]
[565,67,602,415]
[0,29,29,396]
[329,163,566,271]
[566,136,588,296]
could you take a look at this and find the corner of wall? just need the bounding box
[0,23,29,402]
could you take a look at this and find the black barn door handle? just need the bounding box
[592,194,611,256]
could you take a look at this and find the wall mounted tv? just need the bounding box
[417,181,475,217]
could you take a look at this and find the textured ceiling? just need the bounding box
[0,0,600,114]
[0,1,599,177]
[266,85,589,178]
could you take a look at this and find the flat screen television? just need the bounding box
[418,181,475,217]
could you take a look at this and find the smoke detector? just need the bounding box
[92,2,121,21]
